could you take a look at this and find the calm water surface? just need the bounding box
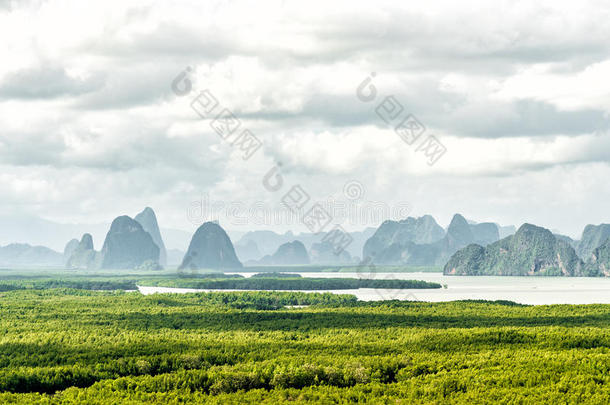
[138,272,610,305]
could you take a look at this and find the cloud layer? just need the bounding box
[1,0,609,238]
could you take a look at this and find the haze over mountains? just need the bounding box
[66,234,100,270]
[363,214,500,266]
[0,244,63,268]
[0,214,194,252]
[1,207,610,276]
[235,228,375,259]
[134,208,167,267]
[255,241,311,266]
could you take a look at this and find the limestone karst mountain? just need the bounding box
[63,239,79,264]
[421,214,496,266]
[444,214,475,247]
[444,223,586,276]
[237,228,376,259]
[100,216,160,269]
[577,224,610,260]
[257,241,310,265]
[554,233,578,250]
[0,214,190,254]
[364,214,500,266]
[470,222,500,246]
[236,231,296,257]
[179,222,242,270]
[298,227,375,259]
[234,239,262,262]
[363,215,445,260]
[309,241,353,264]
[66,233,101,269]
[367,240,440,266]
[585,239,610,277]
[134,207,167,267]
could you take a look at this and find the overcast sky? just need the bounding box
[1,0,609,238]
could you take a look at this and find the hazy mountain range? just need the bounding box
[235,228,375,259]
[1,208,610,276]
[0,214,194,252]
[363,214,501,266]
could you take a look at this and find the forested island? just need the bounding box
[140,275,441,290]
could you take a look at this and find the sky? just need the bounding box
[1,0,609,239]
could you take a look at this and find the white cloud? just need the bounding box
[495,60,610,111]
[0,0,609,242]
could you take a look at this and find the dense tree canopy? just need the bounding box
[0,286,607,403]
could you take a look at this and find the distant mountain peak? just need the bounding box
[135,207,167,266]
[66,233,100,270]
[256,240,310,265]
[80,233,94,250]
[101,216,160,269]
[179,221,242,270]
[364,213,499,266]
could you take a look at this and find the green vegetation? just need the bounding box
[0,269,607,403]
[0,279,137,291]
[0,265,443,281]
[0,269,441,291]
[139,277,441,290]
[0,288,607,403]
[578,224,610,260]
